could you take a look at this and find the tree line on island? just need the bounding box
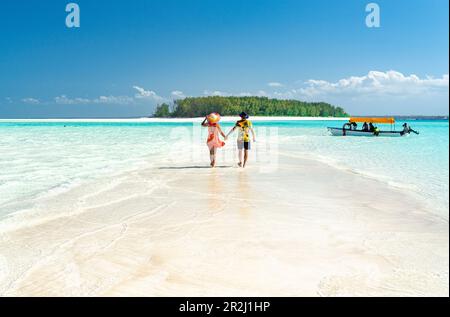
[153,96,349,118]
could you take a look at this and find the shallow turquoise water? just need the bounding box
[275,120,449,218]
[0,120,448,220]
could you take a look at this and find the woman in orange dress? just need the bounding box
[201,113,226,167]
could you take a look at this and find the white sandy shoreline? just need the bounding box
[0,116,350,123]
[0,153,447,296]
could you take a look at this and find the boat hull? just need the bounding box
[327,127,405,137]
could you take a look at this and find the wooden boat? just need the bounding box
[327,117,416,137]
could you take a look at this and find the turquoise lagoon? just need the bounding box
[0,119,448,221]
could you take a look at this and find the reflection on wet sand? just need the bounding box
[207,169,224,213]
[237,171,251,216]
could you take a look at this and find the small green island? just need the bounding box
[153,96,349,118]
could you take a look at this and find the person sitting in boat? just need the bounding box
[350,122,357,130]
[401,123,419,135]
[373,126,380,136]
[369,122,376,132]
[362,122,369,132]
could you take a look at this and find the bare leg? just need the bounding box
[238,149,243,167]
[243,150,249,168]
[210,147,216,167]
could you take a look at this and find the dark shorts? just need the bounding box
[237,141,251,150]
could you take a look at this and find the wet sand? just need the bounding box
[0,154,448,296]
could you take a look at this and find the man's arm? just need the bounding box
[226,126,236,138]
[250,127,256,142]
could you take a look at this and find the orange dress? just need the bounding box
[206,123,225,149]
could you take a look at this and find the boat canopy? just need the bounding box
[349,117,395,124]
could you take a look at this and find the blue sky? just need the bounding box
[0,0,448,117]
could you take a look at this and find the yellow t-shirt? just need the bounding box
[236,119,252,142]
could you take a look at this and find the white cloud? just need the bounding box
[54,94,134,105]
[51,88,163,106]
[268,82,283,87]
[203,90,230,97]
[133,86,165,102]
[54,95,90,105]
[171,90,186,99]
[281,70,449,115]
[193,71,448,115]
[203,90,269,97]
[298,71,449,98]
[30,70,446,115]
[21,98,40,105]
[94,95,134,105]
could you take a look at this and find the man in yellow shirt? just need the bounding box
[226,112,256,168]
